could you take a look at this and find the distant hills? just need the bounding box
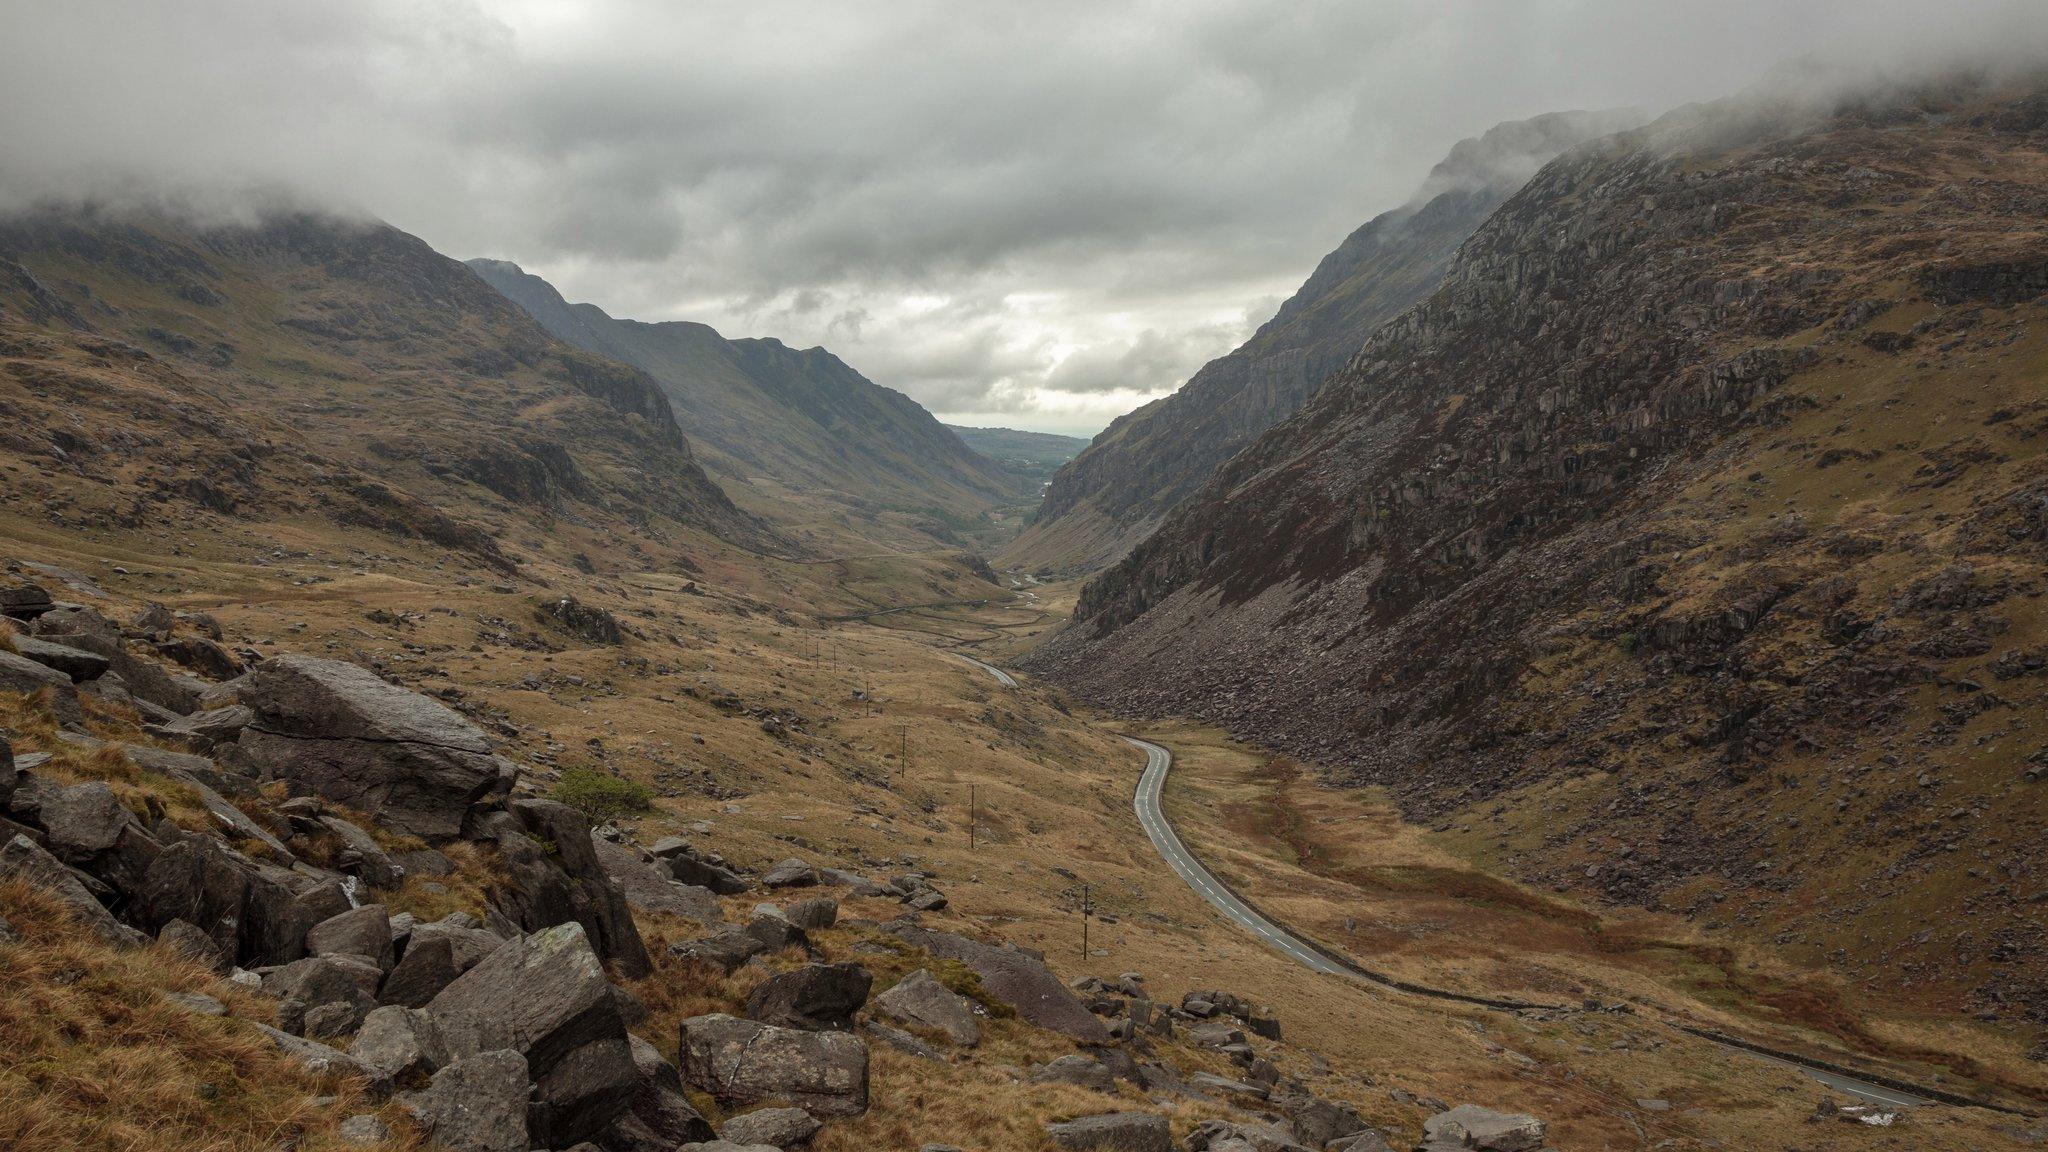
[0,209,771,565]
[468,260,1032,550]
[1000,109,1640,576]
[944,426,1090,488]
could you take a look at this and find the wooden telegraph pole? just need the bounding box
[968,783,976,850]
[1080,883,1092,960]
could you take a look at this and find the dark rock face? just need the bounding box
[381,933,461,1007]
[1004,110,1640,577]
[489,800,653,978]
[426,922,639,1147]
[889,924,1110,1043]
[743,962,872,1031]
[0,832,138,944]
[134,835,318,967]
[232,655,515,840]
[1027,84,2048,1013]
[402,1049,531,1152]
[679,1013,869,1118]
[11,635,110,680]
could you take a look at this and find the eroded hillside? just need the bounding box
[1028,80,2048,1057]
[1001,110,1639,577]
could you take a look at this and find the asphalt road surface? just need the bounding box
[955,652,1019,688]
[951,655,1936,1111]
[1121,734,1931,1110]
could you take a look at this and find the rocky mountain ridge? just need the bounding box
[0,208,775,566]
[1027,80,2048,1038]
[468,259,1029,549]
[1001,109,1641,576]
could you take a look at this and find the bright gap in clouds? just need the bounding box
[6,1,2048,432]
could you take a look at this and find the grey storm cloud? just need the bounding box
[5,0,2048,431]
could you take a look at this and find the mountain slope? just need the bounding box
[1000,109,1640,576]
[945,425,1091,488]
[0,208,770,569]
[1026,80,2048,1037]
[468,260,1029,548]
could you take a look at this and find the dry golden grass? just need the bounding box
[0,882,417,1152]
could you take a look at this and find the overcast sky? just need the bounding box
[5,2,2048,434]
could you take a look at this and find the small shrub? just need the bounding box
[549,768,653,822]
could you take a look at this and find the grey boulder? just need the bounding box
[11,635,110,681]
[1045,1112,1173,1152]
[426,922,639,1148]
[1031,1054,1117,1092]
[0,649,80,724]
[760,858,816,888]
[350,1004,449,1084]
[872,968,982,1047]
[890,925,1109,1043]
[231,655,515,840]
[1419,1106,1547,1152]
[306,903,395,971]
[720,1106,821,1148]
[402,1049,530,1152]
[680,1013,869,1118]
[744,961,872,1032]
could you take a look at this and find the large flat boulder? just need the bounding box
[11,635,109,681]
[1419,1106,1547,1152]
[1045,1112,1173,1152]
[231,655,515,839]
[134,836,316,967]
[680,1013,869,1118]
[889,925,1110,1043]
[426,922,638,1147]
[871,968,982,1046]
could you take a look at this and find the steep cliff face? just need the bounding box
[0,209,770,562]
[1029,82,2048,1022]
[468,260,1029,545]
[1001,110,1640,575]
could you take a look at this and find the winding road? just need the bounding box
[944,654,2011,1113]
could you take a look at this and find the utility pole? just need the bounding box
[899,727,908,778]
[1080,883,1092,960]
[968,783,976,850]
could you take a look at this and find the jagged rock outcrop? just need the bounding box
[1003,109,1640,576]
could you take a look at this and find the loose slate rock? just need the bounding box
[592,835,722,924]
[381,933,461,1007]
[0,650,81,724]
[680,1013,869,1118]
[872,968,982,1046]
[351,1004,449,1084]
[783,895,837,929]
[744,962,872,1032]
[1045,1112,1173,1152]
